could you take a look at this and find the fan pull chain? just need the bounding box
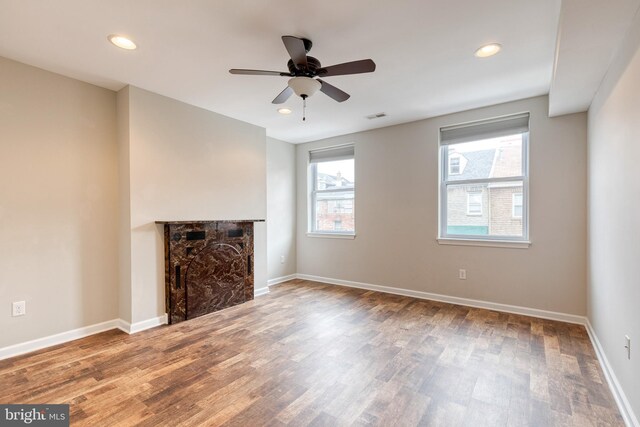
[302,96,307,122]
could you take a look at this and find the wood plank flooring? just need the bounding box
[0,279,624,426]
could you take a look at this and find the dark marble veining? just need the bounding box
[161,221,257,324]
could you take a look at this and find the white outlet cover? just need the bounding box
[12,301,26,316]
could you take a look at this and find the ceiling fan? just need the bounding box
[229,35,376,120]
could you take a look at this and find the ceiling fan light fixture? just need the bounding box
[288,77,321,98]
[278,107,292,115]
[108,34,137,50]
[474,43,501,58]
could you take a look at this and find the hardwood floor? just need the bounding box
[0,280,623,426]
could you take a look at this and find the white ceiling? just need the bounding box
[0,0,638,143]
[549,0,640,116]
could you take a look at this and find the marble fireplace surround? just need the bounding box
[156,220,265,324]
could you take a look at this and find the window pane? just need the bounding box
[315,190,355,233]
[446,181,523,237]
[446,134,523,182]
[316,159,354,190]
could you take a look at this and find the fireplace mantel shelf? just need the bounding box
[155,219,265,224]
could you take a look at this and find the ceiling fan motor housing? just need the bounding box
[287,56,322,76]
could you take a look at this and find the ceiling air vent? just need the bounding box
[366,112,387,119]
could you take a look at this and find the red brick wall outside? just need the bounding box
[315,199,355,232]
[488,185,523,236]
[447,185,489,227]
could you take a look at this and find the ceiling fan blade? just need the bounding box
[282,36,308,69]
[272,86,294,104]
[318,79,350,102]
[317,59,376,77]
[229,69,290,76]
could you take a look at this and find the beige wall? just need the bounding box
[0,59,271,346]
[267,137,297,281]
[0,57,119,347]
[587,9,640,421]
[121,86,267,323]
[297,96,588,315]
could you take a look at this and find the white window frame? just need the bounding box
[308,145,355,237]
[466,192,483,216]
[512,192,523,218]
[438,113,530,244]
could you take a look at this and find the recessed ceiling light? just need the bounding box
[474,43,501,58]
[278,108,292,115]
[108,34,137,50]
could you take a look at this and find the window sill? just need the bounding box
[307,232,356,240]
[437,238,531,249]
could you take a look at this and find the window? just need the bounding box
[440,113,529,241]
[467,192,483,216]
[309,145,355,235]
[449,156,461,175]
[512,193,523,218]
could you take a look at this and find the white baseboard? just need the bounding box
[254,287,270,297]
[119,314,168,334]
[267,274,297,287]
[0,318,121,361]
[1,290,279,360]
[0,313,170,361]
[117,319,130,334]
[585,320,639,427]
[296,273,587,325]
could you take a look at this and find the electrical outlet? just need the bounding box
[459,269,467,280]
[12,301,26,317]
[625,335,631,359]
[280,255,285,264]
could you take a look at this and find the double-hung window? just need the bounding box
[309,145,355,236]
[439,113,529,242]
